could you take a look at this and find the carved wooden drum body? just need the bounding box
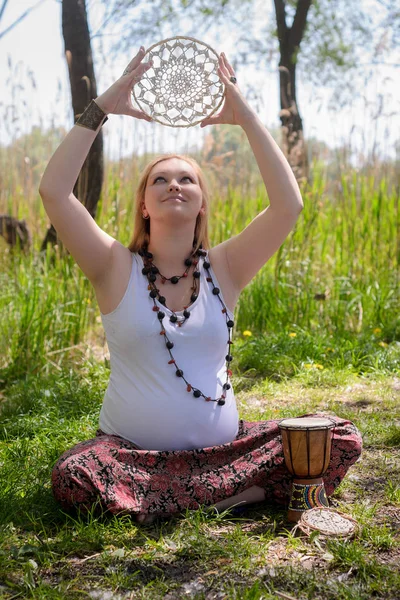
[278,417,336,522]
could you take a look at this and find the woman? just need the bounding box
[40,48,362,524]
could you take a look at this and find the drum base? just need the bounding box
[287,478,329,522]
[288,509,303,523]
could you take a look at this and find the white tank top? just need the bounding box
[99,251,239,451]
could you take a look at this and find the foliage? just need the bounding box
[1,148,399,382]
[0,126,66,216]
[92,0,399,111]
[0,367,399,598]
[196,124,280,190]
[95,0,252,53]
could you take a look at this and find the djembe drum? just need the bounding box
[278,417,336,522]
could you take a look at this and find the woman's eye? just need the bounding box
[153,175,194,184]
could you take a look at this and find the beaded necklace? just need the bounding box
[139,243,234,406]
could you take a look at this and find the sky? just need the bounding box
[0,0,399,161]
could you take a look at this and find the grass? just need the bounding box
[0,362,399,599]
[1,162,399,382]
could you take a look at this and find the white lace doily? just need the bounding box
[132,37,224,128]
[296,508,358,538]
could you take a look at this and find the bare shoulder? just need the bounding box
[208,244,240,315]
[93,242,134,315]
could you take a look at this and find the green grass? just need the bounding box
[0,364,399,599]
[1,163,399,382]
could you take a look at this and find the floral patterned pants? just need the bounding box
[52,414,362,518]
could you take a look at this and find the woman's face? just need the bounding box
[143,158,205,221]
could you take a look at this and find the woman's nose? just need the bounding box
[168,182,181,191]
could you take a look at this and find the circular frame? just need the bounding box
[132,36,225,128]
[297,508,358,538]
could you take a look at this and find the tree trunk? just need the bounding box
[274,0,312,183]
[41,0,105,251]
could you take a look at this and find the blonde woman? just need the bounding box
[40,48,362,524]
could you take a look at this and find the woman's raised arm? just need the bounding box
[202,53,304,293]
[39,48,152,285]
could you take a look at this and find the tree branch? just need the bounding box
[289,0,312,53]
[273,0,288,57]
[0,0,9,24]
[0,0,46,41]
[358,61,400,67]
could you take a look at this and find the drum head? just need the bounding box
[279,417,335,430]
[132,36,224,128]
[297,508,358,538]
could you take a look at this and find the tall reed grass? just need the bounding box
[1,150,399,382]
[0,60,398,380]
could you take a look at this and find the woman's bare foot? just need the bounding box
[135,486,266,523]
[210,485,266,512]
[136,513,156,524]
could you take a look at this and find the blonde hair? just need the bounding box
[128,154,211,255]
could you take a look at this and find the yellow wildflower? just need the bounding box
[326,347,335,353]
[378,341,388,348]
[243,330,252,337]
[304,363,313,369]
[373,328,382,335]
[288,332,297,338]
[315,364,324,370]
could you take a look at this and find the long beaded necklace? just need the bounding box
[139,243,234,406]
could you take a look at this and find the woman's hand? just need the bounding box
[200,53,256,128]
[95,47,153,121]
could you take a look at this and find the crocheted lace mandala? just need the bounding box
[132,37,224,128]
[297,508,358,538]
